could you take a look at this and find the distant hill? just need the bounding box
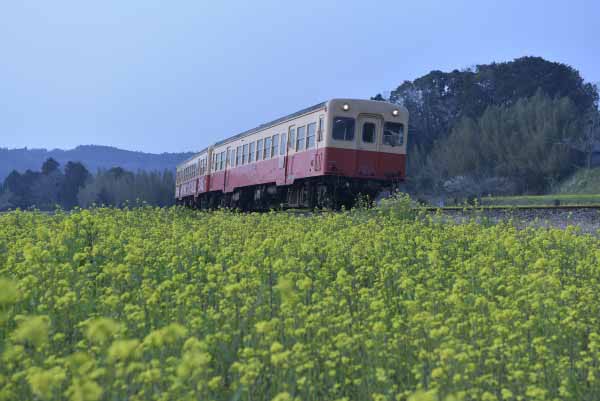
[0,145,195,181]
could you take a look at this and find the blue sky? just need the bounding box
[1,0,598,153]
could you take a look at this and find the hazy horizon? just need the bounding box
[2,0,598,154]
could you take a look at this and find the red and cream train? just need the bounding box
[175,99,408,210]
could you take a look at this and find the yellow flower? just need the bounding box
[84,318,122,345]
[11,315,50,348]
[27,367,66,400]
[0,278,19,306]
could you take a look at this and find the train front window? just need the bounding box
[332,117,355,141]
[362,122,376,143]
[383,122,404,147]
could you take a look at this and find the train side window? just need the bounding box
[318,116,324,141]
[296,126,306,151]
[272,134,279,157]
[362,122,376,143]
[288,127,296,151]
[383,122,404,147]
[332,117,355,141]
[264,137,272,159]
[242,144,249,164]
[220,151,226,170]
[249,142,255,163]
[257,139,263,161]
[280,133,287,155]
[236,146,242,166]
[306,123,316,149]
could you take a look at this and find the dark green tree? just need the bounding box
[77,168,175,208]
[373,57,599,187]
[424,91,581,195]
[60,161,91,209]
[41,158,60,175]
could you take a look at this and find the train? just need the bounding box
[175,98,408,210]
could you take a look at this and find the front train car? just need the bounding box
[322,98,408,184]
[292,98,408,208]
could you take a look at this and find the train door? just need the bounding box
[356,115,382,177]
[277,131,287,185]
[224,147,231,191]
[285,125,296,185]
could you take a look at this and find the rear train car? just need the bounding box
[176,98,408,210]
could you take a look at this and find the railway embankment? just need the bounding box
[430,206,600,234]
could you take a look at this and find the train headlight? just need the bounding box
[342,103,350,111]
[392,109,399,116]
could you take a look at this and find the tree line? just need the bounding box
[0,159,175,211]
[374,56,600,198]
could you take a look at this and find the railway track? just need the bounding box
[421,204,600,212]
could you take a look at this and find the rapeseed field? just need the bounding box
[1,201,599,401]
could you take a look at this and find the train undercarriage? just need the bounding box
[177,176,402,211]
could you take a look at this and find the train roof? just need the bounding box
[178,101,327,167]
[213,101,327,149]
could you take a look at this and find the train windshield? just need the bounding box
[332,117,355,141]
[383,122,404,147]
